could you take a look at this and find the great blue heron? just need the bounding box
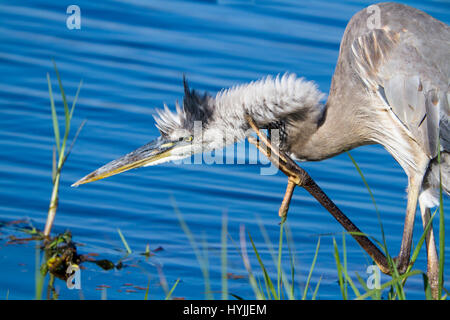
[73,3,449,298]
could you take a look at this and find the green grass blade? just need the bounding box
[405,210,436,275]
[229,293,244,300]
[201,233,212,300]
[437,143,445,299]
[70,79,83,120]
[165,279,180,300]
[238,225,264,300]
[386,253,406,300]
[44,63,83,236]
[144,279,150,300]
[277,221,284,299]
[285,226,296,299]
[47,73,61,157]
[52,61,71,163]
[332,237,347,300]
[342,232,348,298]
[248,231,277,300]
[342,267,360,298]
[441,288,449,300]
[52,147,57,184]
[347,152,388,250]
[172,197,213,299]
[256,219,277,263]
[221,212,228,300]
[422,273,432,300]
[302,237,320,300]
[256,277,267,300]
[53,60,69,125]
[61,120,86,168]
[256,219,295,300]
[35,245,44,300]
[332,234,361,299]
[312,275,322,300]
[117,228,132,254]
[346,152,379,212]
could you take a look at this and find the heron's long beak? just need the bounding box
[72,137,185,187]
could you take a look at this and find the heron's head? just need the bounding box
[72,73,325,187]
[72,77,220,187]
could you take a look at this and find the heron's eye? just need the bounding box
[184,136,193,142]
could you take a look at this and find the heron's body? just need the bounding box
[73,2,449,298]
[290,4,449,295]
[289,3,449,200]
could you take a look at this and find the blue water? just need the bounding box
[0,0,448,300]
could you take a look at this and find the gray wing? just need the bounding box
[350,13,450,158]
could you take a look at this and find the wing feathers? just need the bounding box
[352,28,448,158]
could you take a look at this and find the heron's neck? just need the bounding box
[211,74,326,143]
[287,94,370,161]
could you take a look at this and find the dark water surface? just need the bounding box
[0,0,449,299]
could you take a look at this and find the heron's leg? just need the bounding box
[245,117,287,164]
[279,177,296,220]
[395,174,423,274]
[246,133,300,220]
[419,200,439,299]
[246,116,391,274]
[248,135,391,273]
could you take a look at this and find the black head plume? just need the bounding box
[153,76,215,137]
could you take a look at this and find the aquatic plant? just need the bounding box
[44,61,84,237]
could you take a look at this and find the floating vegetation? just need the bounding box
[0,217,171,299]
[2,220,119,278]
